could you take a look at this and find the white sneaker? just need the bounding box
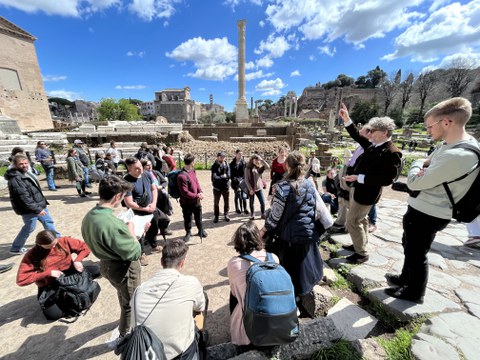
[9,247,27,255]
[106,327,122,349]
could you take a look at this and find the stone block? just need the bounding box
[368,287,461,321]
[352,338,387,360]
[327,298,378,341]
[348,264,388,290]
[301,285,333,317]
[411,333,460,360]
[418,312,480,360]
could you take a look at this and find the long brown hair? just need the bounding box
[246,154,260,169]
[32,230,67,272]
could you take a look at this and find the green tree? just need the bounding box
[388,107,404,128]
[98,98,118,121]
[118,98,141,121]
[225,112,236,123]
[128,98,143,106]
[367,66,387,88]
[350,99,379,124]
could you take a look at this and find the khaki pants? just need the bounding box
[346,188,371,256]
[100,259,141,336]
[336,196,349,226]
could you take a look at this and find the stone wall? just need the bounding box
[0,28,53,131]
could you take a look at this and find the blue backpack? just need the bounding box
[240,253,299,346]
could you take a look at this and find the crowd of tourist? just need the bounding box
[2,96,479,358]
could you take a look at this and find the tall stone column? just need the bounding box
[294,98,298,118]
[235,19,249,122]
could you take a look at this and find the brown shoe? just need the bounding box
[140,255,149,266]
[345,253,369,264]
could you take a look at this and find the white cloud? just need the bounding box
[318,45,336,57]
[429,0,452,12]
[255,77,287,96]
[256,56,274,68]
[88,27,95,33]
[255,34,290,58]
[420,65,438,74]
[126,50,146,58]
[166,37,237,80]
[115,85,147,90]
[128,0,182,21]
[224,0,262,10]
[0,0,119,17]
[382,1,480,62]
[259,20,265,28]
[42,75,67,82]
[198,87,206,91]
[235,70,274,81]
[245,61,255,70]
[309,55,316,61]
[439,51,480,68]
[266,0,424,45]
[226,91,235,95]
[47,89,82,100]
[290,70,301,77]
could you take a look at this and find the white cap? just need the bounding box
[74,139,83,144]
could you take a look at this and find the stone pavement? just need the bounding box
[327,198,480,360]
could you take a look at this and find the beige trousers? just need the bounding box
[346,188,371,256]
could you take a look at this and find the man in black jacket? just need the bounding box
[211,152,231,223]
[73,139,92,188]
[5,154,60,254]
[339,103,402,264]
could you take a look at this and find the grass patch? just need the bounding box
[330,295,341,306]
[367,301,402,331]
[311,339,362,360]
[329,269,354,290]
[377,317,425,360]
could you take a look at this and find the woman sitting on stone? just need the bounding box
[227,221,279,346]
[16,230,100,320]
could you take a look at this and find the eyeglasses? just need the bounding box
[425,119,442,130]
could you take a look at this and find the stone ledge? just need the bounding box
[206,317,342,360]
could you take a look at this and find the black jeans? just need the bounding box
[180,202,204,233]
[234,189,247,212]
[213,189,230,217]
[399,206,450,296]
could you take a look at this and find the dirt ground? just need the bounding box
[0,171,408,359]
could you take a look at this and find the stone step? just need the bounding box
[206,317,342,360]
[327,298,378,341]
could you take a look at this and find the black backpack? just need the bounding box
[442,143,480,223]
[166,170,188,199]
[56,270,101,317]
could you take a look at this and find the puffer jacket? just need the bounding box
[276,179,318,244]
[5,169,48,215]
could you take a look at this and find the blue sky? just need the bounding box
[1,0,480,111]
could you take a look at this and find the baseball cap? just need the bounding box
[217,151,226,157]
[74,139,83,144]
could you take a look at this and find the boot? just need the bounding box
[224,214,230,222]
[183,231,191,243]
[213,216,219,223]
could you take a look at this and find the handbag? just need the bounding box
[239,179,249,194]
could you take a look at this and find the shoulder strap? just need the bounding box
[137,276,179,326]
[442,143,480,207]
[239,252,274,263]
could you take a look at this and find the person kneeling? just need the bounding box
[16,230,100,320]
[132,239,207,360]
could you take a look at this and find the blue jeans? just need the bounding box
[11,208,60,251]
[249,190,265,215]
[83,166,90,186]
[368,204,377,225]
[42,164,56,190]
[322,194,338,214]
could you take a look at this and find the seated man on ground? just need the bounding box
[133,239,207,360]
[321,168,339,215]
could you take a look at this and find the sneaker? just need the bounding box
[236,209,241,214]
[84,191,92,195]
[183,232,191,243]
[244,210,250,215]
[140,255,149,266]
[55,185,62,189]
[150,246,162,254]
[213,216,219,223]
[9,247,27,255]
[80,193,87,198]
[261,213,266,220]
[345,253,369,264]
[224,215,230,222]
[0,263,14,273]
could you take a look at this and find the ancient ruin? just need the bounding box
[234,19,249,123]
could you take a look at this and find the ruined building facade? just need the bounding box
[0,16,53,131]
[154,87,202,123]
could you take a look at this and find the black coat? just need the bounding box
[229,158,246,190]
[346,123,402,205]
[5,169,48,215]
[211,160,231,191]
